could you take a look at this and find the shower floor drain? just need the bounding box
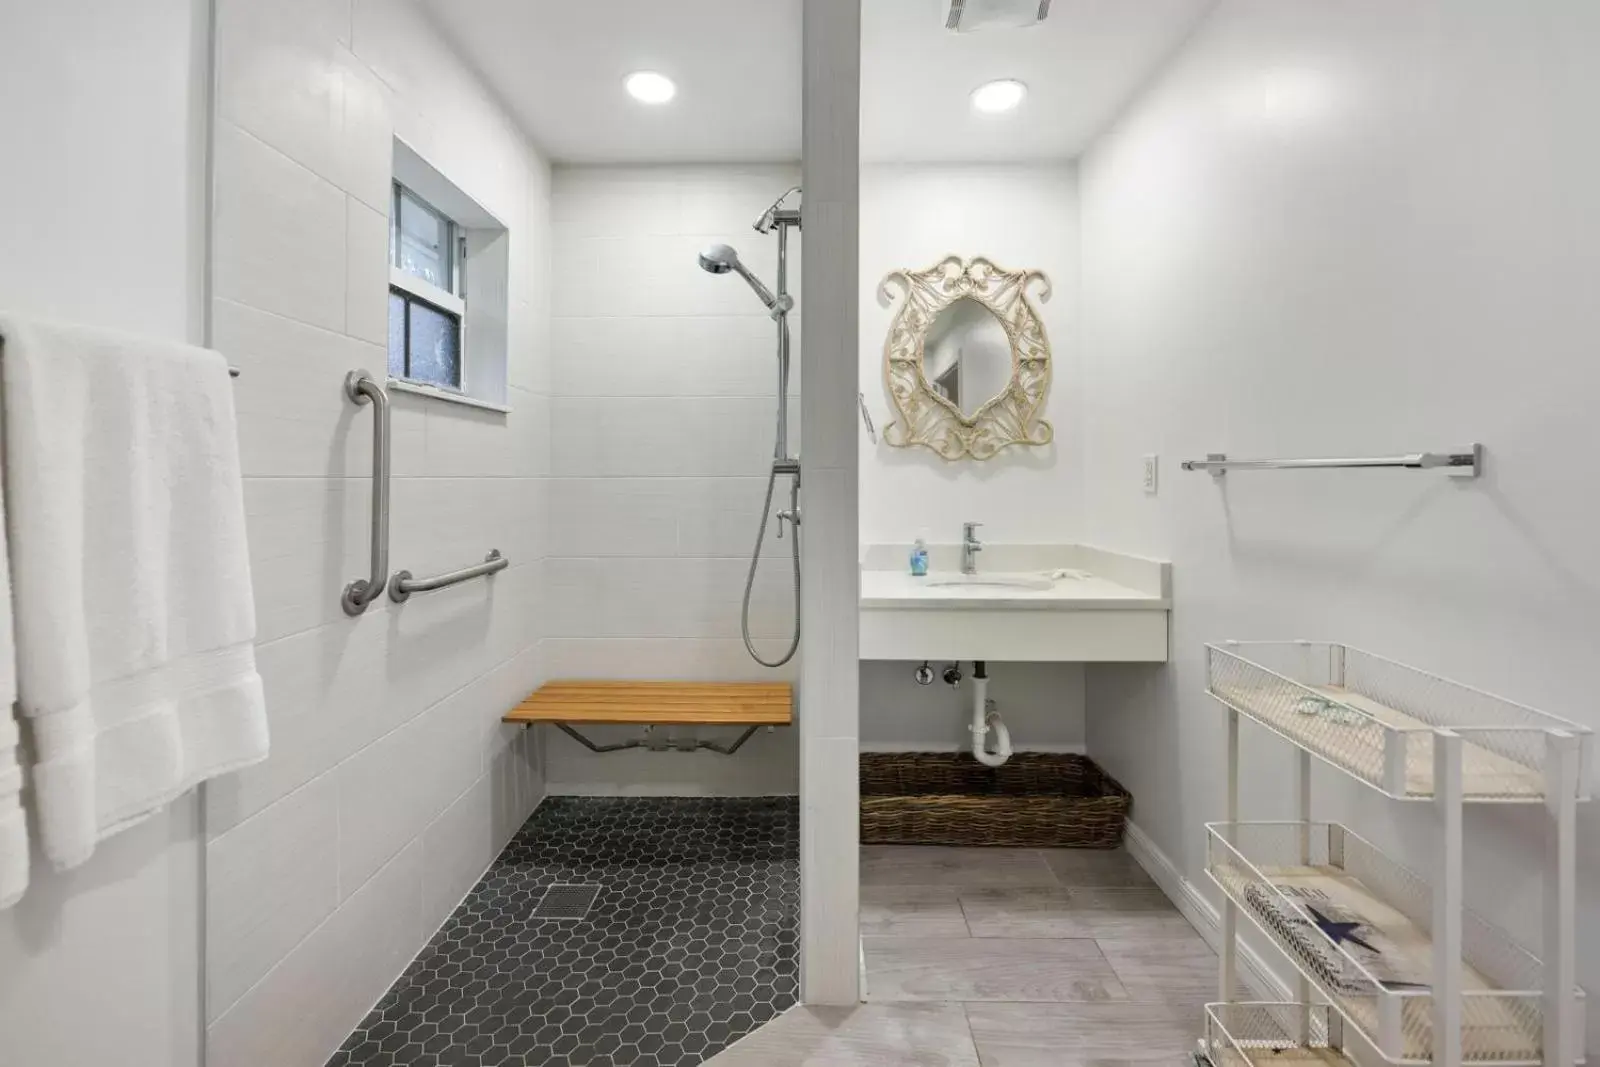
[531,884,601,921]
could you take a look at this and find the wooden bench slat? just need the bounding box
[503,680,794,727]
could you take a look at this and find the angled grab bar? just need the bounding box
[389,550,508,603]
[341,370,391,615]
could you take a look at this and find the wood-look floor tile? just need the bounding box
[964,1001,1201,1067]
[1096,937,1221,1005]
[701,1003,981,1066]
[960,887,1200,939]
[863,936,1128,1003]
[956,887,1087,938]
[861,884,970,938]
[861,846,1058,888]
[1042,847,1156,888]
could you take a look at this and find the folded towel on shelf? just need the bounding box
[0,313,268,878]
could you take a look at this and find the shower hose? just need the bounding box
[741,463,801,668]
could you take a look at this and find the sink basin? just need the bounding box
[923,573,1056,591]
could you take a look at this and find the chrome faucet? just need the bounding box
[961,522,983,575]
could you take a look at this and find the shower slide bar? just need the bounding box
[341,369,391,615]
[389,549,508,603]
[1181,444,1481,478]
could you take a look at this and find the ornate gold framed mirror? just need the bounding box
[879,256,1053,460]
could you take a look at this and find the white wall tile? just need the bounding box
[212,299,384,478]
[206,775,340,1021]
[345,196,389,344]
[547,478,680,558]
[550,315,790,399]
[551,396,798,478]
[671,476,790,558]
[335,46,394,212]
[542,638,799,685]
[213,123,347,332]
[242,477,377,643]
[545,557,796,640]
[208,0,552,1059]
[420,778,492,932]
[207,842,423,1067]
[215,0,348,188]
[206,613,392,836]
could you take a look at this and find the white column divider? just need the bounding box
[798,0,862,1007]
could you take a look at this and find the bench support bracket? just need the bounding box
[552,723,763,756]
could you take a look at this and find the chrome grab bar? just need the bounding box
[341,370,391,615]
[1181,444,1481,479]
[389,550,508,603]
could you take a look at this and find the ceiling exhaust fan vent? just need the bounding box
[946,0,1052,33]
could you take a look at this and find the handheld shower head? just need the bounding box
[697,244,736,274]
[697,243,781,311]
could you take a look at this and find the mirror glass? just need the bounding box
[921,297,1011,417]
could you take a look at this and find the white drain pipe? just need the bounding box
[969,661,1013,768]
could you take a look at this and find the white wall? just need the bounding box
[201,0,551,1063]
[1079,1,1600,1051]
[858,163,1086,752]
[861,662,1085,752]
[544,164,802,796]
[0,2,208,1064]
[859,163,1081,545]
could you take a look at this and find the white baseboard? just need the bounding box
[1122,819,1292,1001]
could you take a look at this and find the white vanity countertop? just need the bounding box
[860,570,1168,611]
[859,543,1171,612]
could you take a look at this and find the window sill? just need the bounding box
[387,378,511,414]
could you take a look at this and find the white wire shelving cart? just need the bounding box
[1198,641,1591,1067]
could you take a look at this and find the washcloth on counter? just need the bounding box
[0,313,268,884]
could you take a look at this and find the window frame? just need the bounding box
[388,179,468,393]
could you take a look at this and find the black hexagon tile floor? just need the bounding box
[328,797,800,1067]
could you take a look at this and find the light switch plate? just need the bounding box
[1142,454,1159,494]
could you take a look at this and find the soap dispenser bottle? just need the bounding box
[910,531,929,577]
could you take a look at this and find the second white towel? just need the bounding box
[0,313,268,876]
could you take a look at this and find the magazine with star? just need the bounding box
[1243,881,1430,994]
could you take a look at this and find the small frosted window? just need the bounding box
[386,291,407,380]
[388,288,461,390]
[406,300,460,388]
[394,186,455,292]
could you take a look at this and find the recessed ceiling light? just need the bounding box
[625,70,676,105]
[971,79,1027,114]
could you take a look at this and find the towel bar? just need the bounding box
[1181,444,1481,478]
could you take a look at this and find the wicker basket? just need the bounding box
[860,752,1131,848]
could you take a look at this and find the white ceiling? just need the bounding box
[423,0,1213,165]
[862,0,1215,162]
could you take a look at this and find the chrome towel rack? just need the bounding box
[390,550,508,603]
[341,369,390,615]
[1181,444,1481,479]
